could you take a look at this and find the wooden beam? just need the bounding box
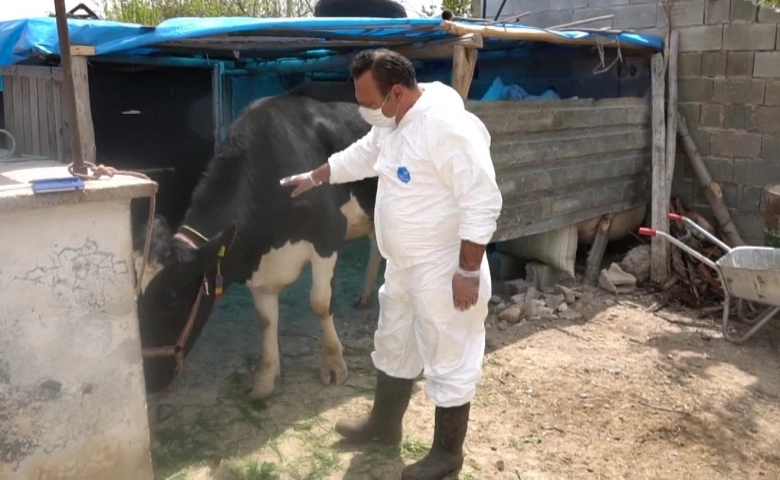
[70,45,96,56]
[451,45,478,100]
[584,213,615,286]
[650,53,668,284]
[664,30,678,200]
[0,65,63,81]
[69,56,96,166]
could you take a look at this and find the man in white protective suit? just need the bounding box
[279,48,503,480]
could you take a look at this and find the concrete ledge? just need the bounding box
[0,160,156,215]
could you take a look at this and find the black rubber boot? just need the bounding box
[401,403,470,480]
[334,370,414,445]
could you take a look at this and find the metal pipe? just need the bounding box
[53,0,86,174]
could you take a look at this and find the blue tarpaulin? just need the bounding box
[0,16,664,68]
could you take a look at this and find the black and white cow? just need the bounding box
[134,80,380,398]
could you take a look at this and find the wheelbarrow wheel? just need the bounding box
[723,296,780,344]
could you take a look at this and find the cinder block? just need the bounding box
[589,0,629,6]
[726,52,755,77]
[689,127,712,155]
[754,52,780,77]
[678,25,723,51]
[723,24,777,50]
[679,52,702,76]
[713,78,766,105]
[535,10,574,28]
[740,186,764,212]
[552,0,587,8]
[732,211,766,241]
[748,105,780,132]
[730,0,757,22]
[488,250,525,281]
[700,104,724,127]
[758,6,780,23]
[761,134,780,159]
[765,81,780,105]
[701,52,728,76]
[672,176,694,203]
[705,0,730,24]
[679,78,714,102]
[613,4,657,28]
[679,102,701,125]
[657,1,704,28]
[573,7,613,28]
[710,130,762,158]
[525,262,567,290]
[725,104,748,129]
[734,158,780,186]
[688,155,732,182]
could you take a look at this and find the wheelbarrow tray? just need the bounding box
[718,247,780,306]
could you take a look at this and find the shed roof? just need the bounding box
[0,16,664,68]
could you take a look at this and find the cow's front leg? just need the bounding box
[311,251,348,385]
[248,289,281,400]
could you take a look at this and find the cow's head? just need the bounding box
[133,215,236,392]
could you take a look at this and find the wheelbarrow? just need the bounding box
[639,213,780,343]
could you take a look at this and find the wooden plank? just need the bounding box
[0,66,64,81]
[664,30,679,200]
[46,80,58,160]
[54,80,68,162]
[21,78,32,155]
[650,53,668,284]
[70,45,96,56]
[29,77,40,156]
[2,76,13,141]
[451,45,478,100]
[491,127,650,167]
[584,214,616,286]
[477,103,651,134]
[466,96,649,115]
[495,151,650,195]
[69,56,95,165]
[36,78,51,156]
[11,73,24,150]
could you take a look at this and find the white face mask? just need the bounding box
[358,90,401,128]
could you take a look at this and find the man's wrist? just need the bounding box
[458,239,485,271]
[312,163,331,185]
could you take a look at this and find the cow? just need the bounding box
[133,80,382,398]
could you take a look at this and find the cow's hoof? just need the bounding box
[353,297,373,310]
[320,355,348,386]
[247,381,276,401]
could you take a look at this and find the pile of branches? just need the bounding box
[664,198,726,309]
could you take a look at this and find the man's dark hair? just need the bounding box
[350,49,417,95]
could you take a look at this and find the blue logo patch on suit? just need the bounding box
[397,166,411,184]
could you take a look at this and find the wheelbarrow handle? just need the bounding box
[668,213,731,253]
[638,226,719,270]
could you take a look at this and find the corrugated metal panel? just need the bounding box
[466,97,652,242]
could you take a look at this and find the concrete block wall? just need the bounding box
[485,0,780,245]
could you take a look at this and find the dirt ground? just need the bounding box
[148,237,780,480]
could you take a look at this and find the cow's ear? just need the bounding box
[194,225,237,271]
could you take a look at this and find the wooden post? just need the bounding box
[664,30,679,200]
[650,53,668,284]
[451,45,478,100]
[584,213,615,286]
[53,0,95,171]
[471,0,482,18]
[677,113,745,247]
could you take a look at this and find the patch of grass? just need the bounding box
[221,458,281,480]
[472,394,488,407]
[510,435,542,449]
[486,356,503,367]
[400,438,431,461]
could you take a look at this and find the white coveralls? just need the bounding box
[329,81,503,407]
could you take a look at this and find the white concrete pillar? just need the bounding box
[0,161,155,480]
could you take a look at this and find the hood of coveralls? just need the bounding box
[397,81,466,128]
